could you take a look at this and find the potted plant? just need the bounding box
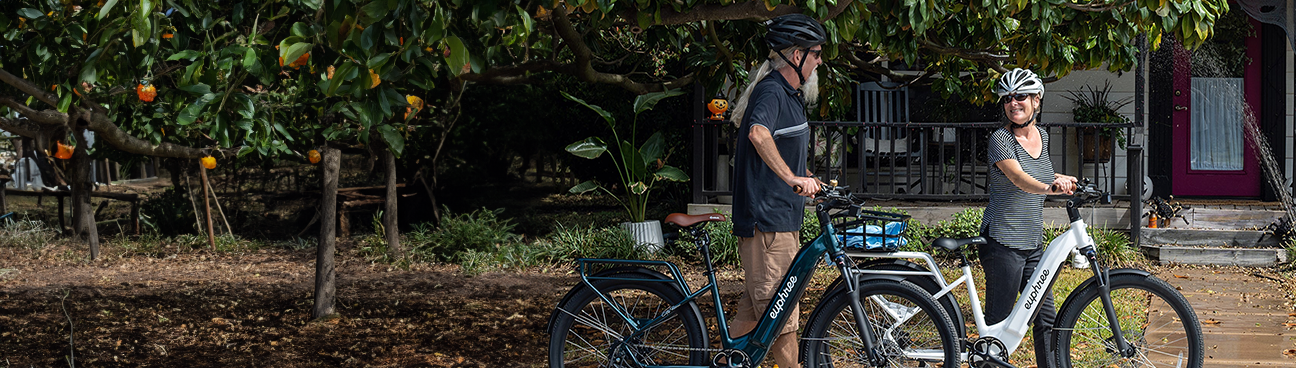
[563,90,690,252]
[1065,81,1131,163]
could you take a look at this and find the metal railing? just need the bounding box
[690,120,1139,202]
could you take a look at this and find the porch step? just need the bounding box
[1139,228,1280,248]
[1139,245,1289,267]
[1156,208,1286,230]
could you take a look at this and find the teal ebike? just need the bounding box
[547,183,960,367]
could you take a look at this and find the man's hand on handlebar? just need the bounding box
[791,176,822,197]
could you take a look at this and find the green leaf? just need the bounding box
[633,89,685,114]
[639,132,665,163]
[179,83,212,95]
[565,137,608,159]
[178,93,217,125]
[167,50,203,61]
[444,35,470,76]
[360,1,390,22]
[57,92,72,113]
[233,93,255,120]
[17,8,44,20]
[653,165,689,182]
[131,10,151,48]
[377,124,405,156]
[282,42,313,67]
[327,62,358,95]
[367,53,392,69]
[561,91,614,126]
[291,22,312,38]
[568,180,600,194]
[98,0,121,20]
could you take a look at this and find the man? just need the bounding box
[726,13,827,368]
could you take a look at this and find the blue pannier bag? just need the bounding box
[840,221,907,251]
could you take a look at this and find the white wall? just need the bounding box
[1041,69,1139,196]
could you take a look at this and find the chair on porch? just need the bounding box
[856,81,922,193]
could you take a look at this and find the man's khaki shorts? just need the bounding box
[733,229,800,335]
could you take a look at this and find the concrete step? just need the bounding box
[1140,245,1289,266]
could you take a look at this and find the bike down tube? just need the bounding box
[979,218,1088,355]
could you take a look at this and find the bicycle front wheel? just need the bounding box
[548,277,708,367]
[802,279,960,368]
[1053,272,1203,368]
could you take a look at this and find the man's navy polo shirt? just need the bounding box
[731,71,810,238]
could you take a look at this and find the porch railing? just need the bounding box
[690,120,1139,203]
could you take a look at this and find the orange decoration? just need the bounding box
[308,150,321,164]
[326,65,335,79]
[200,156,217,170]
[369,69,381,88]
[136,81,156,102]
[162,33,173,39]
[404,95,424,119]
[54,142,74,160]
[50,84,57,91]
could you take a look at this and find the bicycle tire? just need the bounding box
[1052,273,1203,368]
[548,276,709,367]
[802,279,961,368]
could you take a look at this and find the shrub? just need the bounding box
[406,207,523,262]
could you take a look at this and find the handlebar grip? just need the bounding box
[1050,184,1058,193]
[793,185,803,194]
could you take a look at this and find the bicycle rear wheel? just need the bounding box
[1053,273,1203,368]
[548,277,708,367]
[802,279,960,367]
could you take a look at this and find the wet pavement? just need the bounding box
[1154,267,1296,367]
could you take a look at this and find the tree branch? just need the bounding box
[0,68,59,108]
[467,7,695,94]
[0,96,70,126]
[0,116,43,138]
[917,39,1009,62]
[82,111,210,159]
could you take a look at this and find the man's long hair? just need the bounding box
[729,49,820,127]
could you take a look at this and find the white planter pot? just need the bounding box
[621,220,665,253]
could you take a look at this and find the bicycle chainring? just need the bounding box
[968,337,1009,368]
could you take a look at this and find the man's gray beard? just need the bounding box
[802,70,819,106]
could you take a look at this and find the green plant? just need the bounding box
[406,207,523,262]
[1065,81,1132,147]
[563,90,691,223]
[1043,226,1140,266]
[0,219,58,250]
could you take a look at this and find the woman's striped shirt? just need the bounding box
[981,125,1053,249]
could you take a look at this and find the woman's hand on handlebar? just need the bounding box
[791,176,822,197]
[1051,175,1079,195]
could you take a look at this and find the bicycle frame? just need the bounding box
[573,218,862,367]
[849,196,1129,363]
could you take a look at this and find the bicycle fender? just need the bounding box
[546,266,687,336]
[1056,268,1152,312]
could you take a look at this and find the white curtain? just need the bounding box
[1190,78,1245,171]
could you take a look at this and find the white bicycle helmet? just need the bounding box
[994,68,1044,97]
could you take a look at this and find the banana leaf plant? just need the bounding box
[563,90,689,223]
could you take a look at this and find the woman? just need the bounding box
[979,68,1078,368]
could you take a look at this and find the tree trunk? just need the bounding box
[69,128,98,260]
[383,148,402,258]
[312,146,340,319]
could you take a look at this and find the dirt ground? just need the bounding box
[0,240,588,367]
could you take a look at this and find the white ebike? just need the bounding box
[801,181,1203,368]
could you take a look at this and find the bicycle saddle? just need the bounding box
[664,213,727,227]
[932,236,986,251]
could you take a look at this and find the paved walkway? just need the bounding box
[1154,267,1296,367]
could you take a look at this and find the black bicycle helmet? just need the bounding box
[764,13,827,51]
